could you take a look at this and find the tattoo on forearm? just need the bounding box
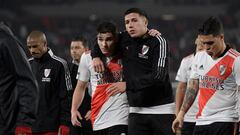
[180,79,199,113]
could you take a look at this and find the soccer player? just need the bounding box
[71,22,129,135]
[70,36,88,65]
[0,22,38,135]
[91,8,175,135]
[68,36,93,135]
[175,37,205,135]
[172,16,240,135]
[27,30,72,135]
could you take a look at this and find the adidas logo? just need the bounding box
[199,65,204,70]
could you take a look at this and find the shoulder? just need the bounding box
[0,33,15,49]
[181,53,194,63]
[228,49,240,58]
[50,54,68,68]
[28,57,34,63]
[68,62,78,73]
[195,50,206,57]
[182,53,194,61]
[82,51,91,58]
[149,35,167,47]
[80,51,92,62]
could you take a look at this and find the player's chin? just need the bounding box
[206,51,213,56]
[32,54,40,58]
[102,51,110,56]
[129,33,138,38]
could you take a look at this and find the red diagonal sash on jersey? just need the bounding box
[107,55,122,72]
[91,55,123,126]
[197,54,234,118]
[91,84,111,125]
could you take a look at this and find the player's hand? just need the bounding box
[15,126,32,135]
[71,110,82,127]
[85,110,91,121]
[106,82,126,96]
[92,57,104,73]
[58,125,70,135]
[172,110,185,133]
[148,29,161,37]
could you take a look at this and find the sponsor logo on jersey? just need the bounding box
[219,65,226,76]
[199,75,224,90]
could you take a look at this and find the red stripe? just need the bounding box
[108,56,122,72]
[91,84,110,125]
[91,55,122,126]
[229,49,240,57]
[197,54,234,118]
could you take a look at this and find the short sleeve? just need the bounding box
[233,56,240,85]
[175,58,188,82]
[76,53,90,82]
[189,53,200,80]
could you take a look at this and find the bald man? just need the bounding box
[27,31,72,135]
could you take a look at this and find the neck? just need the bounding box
[72,59,80,65]
[213,43,226,59]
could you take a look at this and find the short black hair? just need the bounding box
[124,8,148,20]
[97,21,117,36]
[71,35,88,48]
[198,16,224,37]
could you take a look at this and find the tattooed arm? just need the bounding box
[172,78,199,133]
[180,79,199,113]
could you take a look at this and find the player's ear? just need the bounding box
[144,17,148,26]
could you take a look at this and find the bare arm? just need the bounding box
[175,81,187,115]
[180,79,199,113]
[71,80,88,127]
[172,78,199,132]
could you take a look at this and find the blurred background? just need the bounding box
[1,0,240,86]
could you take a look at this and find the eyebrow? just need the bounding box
[203,41,214,45]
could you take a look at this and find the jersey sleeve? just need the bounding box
[233,56,240,85]
[189,53,200,80]
[175,58,188,82]
[77,53,90,82]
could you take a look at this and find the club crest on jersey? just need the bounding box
[138,45,149,59]
[142,45,149,55]
[42,69,51,82]
[44,69,51,77]
[219,65,226,76]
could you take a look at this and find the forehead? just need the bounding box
[97,32,114,39]
[198,34,216,42]
[125,13,141,20]
[27,37,44,44]
[71,41,84,47]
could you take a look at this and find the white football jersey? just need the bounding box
[176,54,199,122]
[190,49,240,125]
[77,52,129,131]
